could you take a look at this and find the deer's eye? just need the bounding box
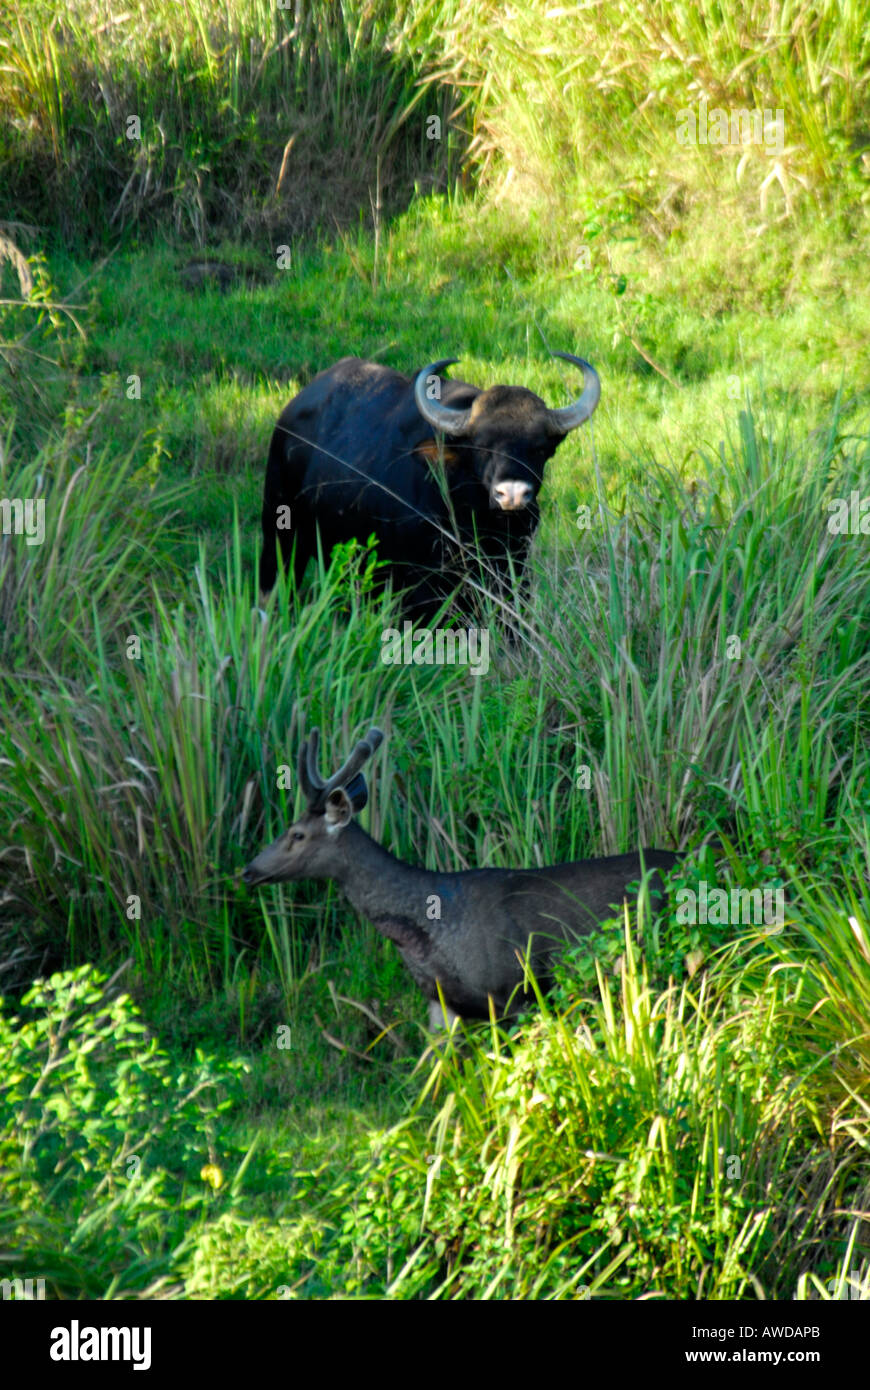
[292,831,305,842]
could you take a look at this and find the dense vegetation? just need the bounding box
[0,0,867,1300]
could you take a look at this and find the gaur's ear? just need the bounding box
[415,439,460,466]
[324,787,354,832]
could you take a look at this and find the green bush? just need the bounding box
[0,965,248,1298]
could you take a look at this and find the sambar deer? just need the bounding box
[243,726,678,1028]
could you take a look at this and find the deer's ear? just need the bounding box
[324,788,353,832]
[343,771,369,813]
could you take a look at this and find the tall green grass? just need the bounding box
[5,928,863,1299]
[173,920,870,1299]
[407,0,869,215]
[348,928,864,1299]
[1,383,867,1300]
[2,394,867,1014]
[3,0,865,253]
[0,0,455,246]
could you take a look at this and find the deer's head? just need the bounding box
[242,726,383,885]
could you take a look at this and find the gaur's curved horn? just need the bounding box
[546,353,601,435]
[414,359,470,436]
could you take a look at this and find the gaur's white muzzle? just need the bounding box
[492,480,533,510]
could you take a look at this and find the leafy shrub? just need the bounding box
[0,965,247,1298]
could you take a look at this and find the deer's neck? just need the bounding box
[334,822,438,935]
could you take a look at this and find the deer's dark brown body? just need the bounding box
[243,728,678,1027]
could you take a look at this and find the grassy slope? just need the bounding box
[36,191,870,555]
